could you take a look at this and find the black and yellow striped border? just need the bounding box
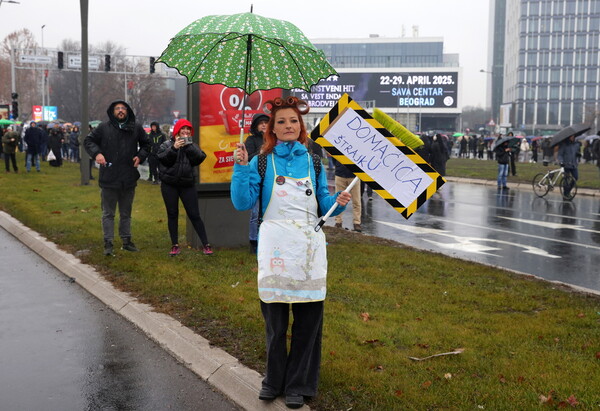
[310,93,445,219]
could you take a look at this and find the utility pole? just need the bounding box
[41,25,46,110]
[80,0,90,185]
[10,48,16,98]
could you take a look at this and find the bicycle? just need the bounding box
[531,166,577,200]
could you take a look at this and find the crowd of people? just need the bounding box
[4,103,600,409]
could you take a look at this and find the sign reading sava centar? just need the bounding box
[290,70,459,110]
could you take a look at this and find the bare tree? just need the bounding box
[1,29,41,120]
[4,30,176,125]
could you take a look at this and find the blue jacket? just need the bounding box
[557,139,580,169]
[230,141,345,217]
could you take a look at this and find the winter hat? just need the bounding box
[172,118,194,137]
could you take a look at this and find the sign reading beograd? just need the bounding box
[311,94,445,218]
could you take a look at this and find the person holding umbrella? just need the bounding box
[494,135,512,190]
[557,134,580,198]
[231,96,351,409]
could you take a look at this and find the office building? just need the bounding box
[490,0,600,134]
[291,36,462,132]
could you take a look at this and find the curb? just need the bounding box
[444,176,600,197]
[0,211,307,411]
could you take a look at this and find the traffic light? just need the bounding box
[104,54,111,72]
[57,51,64,69]
[11,101,18,119]
[149,57,155,74]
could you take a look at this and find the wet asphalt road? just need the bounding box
[0,227,239,411]
[328,177,600,292]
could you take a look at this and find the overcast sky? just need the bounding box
[1,0,491,108]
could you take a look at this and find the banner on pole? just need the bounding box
[310,93,445,219]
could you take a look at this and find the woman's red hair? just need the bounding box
[260,97,310,155]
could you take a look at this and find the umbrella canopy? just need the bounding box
[0,118,16,125]
[452,132,464,137]
[493,136,518,150]
[157,11,337,142]
[550,124,591,147]
[576,134,599,142]
[157,12,336,94]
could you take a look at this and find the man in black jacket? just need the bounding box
[24,121,43,172]
[84,100,151,256]
[147,121,166,184]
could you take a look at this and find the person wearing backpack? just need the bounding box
[244,113,269,253]
[231,97,350,409]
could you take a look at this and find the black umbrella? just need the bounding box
[492,136,518,150]
[550,124,590,147]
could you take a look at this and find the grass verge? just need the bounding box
[1,154,599,410]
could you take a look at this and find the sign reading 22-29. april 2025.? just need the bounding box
[311,94,445,219]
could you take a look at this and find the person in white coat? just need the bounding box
[230,96,351,409]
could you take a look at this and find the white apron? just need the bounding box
[257,154,327,303]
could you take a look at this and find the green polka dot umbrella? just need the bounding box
[157,12,337,94]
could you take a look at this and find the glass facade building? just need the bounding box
[500,0,600,132]
[310,37,461,131]
[315,39,452,68]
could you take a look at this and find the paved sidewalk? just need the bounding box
[0,211,306,411]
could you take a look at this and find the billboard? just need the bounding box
[0,104,9,120]
[31,105,58,122]
[32,105,43,122]
[290,70,460,111]
[197,84,282,184]
[499,103,512,128]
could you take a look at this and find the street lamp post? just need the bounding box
[80,0,90,184]
[41,24,46,110]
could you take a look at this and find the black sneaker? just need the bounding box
[258,386,280,401]
[121,240,139,252]
[104,240,114,256]
[285,393,304,409]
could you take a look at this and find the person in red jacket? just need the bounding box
[157,119,213,256]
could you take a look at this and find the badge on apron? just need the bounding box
[305,188,313,196]
[276,175,286,185]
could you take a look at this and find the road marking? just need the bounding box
[375,220,561,258]
[498,216,600,233]
[420,217,600,251]
[544,213,600,223]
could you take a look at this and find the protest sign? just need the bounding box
[310,94,445,219]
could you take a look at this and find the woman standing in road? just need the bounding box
[231,97,351,409]
[157,119,213,256]
[494,136,511,190]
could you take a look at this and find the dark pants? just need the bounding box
[148,155,160,181]
[509,152,517,175]
[4,153,18,172]
[563,167,578,197]
[100,186,135,242]
[160,183,209,246]
[260,301,324,397]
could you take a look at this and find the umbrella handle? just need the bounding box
[314,176,360,232]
